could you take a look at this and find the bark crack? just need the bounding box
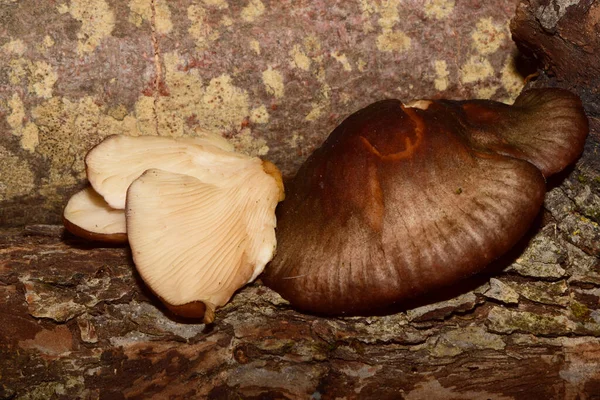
[150,0,162,135]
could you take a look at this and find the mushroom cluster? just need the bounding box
[64,134,284,323]
[262,88,589,315]
[65,88,588,322]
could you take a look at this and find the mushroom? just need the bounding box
[126,166,282,322]
[262,88,588,315]
[63,186,127,243]
[67,134,284,323]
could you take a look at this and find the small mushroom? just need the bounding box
[262,88,588,315]
[63,186,127,243]
[68,134,284,323]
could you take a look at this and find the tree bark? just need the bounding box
[2,0,600,399]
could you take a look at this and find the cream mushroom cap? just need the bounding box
[63,186,127,243]
[85,134,246,210]
[126,165,282,323]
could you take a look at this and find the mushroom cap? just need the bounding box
[85,135,248,209]
[126,166,282,323]
[263,88,588,315]
[63,186,127,243]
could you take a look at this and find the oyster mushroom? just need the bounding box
[66,134,284,323]
[262,88,588,315]
[63,186,127,243]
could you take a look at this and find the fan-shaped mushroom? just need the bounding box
[262,88,588,315]
[64,134,284,323]
[63,186,127,243]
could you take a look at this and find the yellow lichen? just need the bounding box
[373,0,413,52]
[7,93,40,153]
[287,132,305,149]
[331,52,352,72]
[289,45,311,71]
[134,51,250,137]
[433,60,449,91]
[250,39,261,55]
[43,36,55,48]
[203,0,228,8]
[68,0,115,55]
[262,67,285,98]
[305,103,325,121]
[0,146,36,201]
[57,3,69,14]
[501,54,526,103]
[220,15,233,27]
[357,58,367,72]
[7,58,57,99]
[377,0,401,30]
[377,30,411,52]
[188,4,220,50]
[2,39,26,55]
[241,0,265,22]
[424,0,455,20]
[250,105,270,124]
[460,56,494,84]
[471,17,506,55]
[128,0,173,34]
[475,85,499,99]
[31,96,141,184]
[230,128,269,157]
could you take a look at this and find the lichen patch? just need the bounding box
[471,17,507,55]
[305,103,325,122]
[331,52,352,72]
[68,0,115,55]
[1,39,26,55]
[188,4,220,50]
[203,0,228,9]
[423,0,455,20]
[262,67,285,98]
[134,51,250,137]
[8,94,40,152]
[377,30,411,53]
[0,146,36,201]
[289,45,311,71]
[7,58,57,99]
[250,105,270,124]
[230,128,269,157]
[129,0,173,34]
[475,85,499,99]
[433,60,449,91]
[501,54,526,103]
[241,0,265,22]
[249,39,261,55]
[460,56,494,84]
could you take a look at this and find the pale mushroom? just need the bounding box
[126,165,282,323]
[78,134,284,323]
[63,186,127,243]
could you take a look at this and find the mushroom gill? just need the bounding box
[65,134,284,323]
[262,88,589,315]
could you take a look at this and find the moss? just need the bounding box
[570,301,591,321]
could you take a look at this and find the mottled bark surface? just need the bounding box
[2,0,600,399]
[0,0,525,226]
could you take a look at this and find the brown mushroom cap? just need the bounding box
[63,187,127,243]
[262,88,588,315]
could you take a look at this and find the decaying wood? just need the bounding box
[2,0,600,398]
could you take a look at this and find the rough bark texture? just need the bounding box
[0,0,525,226]
[2,0,600,399]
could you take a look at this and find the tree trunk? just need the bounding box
[2,0,600,399]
